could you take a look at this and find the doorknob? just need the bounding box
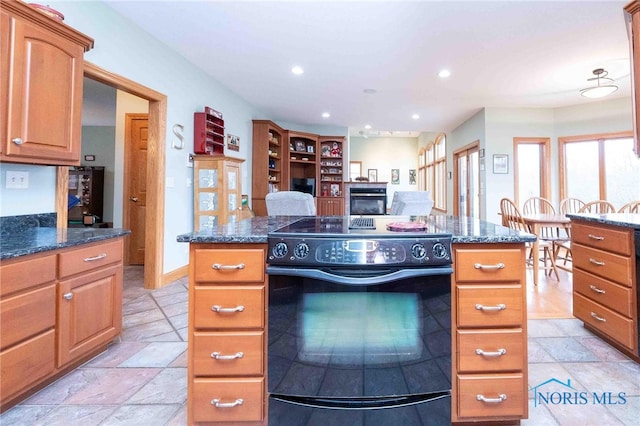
[130,197,138,202]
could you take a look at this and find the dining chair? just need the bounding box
[578,200,616,214]
[522,197,568,264]
[266,191,316,215]
[618,200,640,213]
[500,198,559,281]
[553,197,586,267]
[559,197,586,215]
[522,196,556,215]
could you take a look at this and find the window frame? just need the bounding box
[513,137,551,207]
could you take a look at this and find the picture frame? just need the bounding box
[295,140,305,152]
[493,154,509,174]
[409,169,416,185]
[226,134,239,152]
[307,144,314,153]
[289,142,295,151]
[368,169,377,182]
[391,168,400,184]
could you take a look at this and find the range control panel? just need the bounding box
[267,236,452,267]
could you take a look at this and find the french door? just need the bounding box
[454,142,480,217]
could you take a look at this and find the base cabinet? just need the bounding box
[316,196,344,215]
[451,243,528,423]
[0,238,124,411]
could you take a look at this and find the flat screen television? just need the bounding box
[291,177,316,196]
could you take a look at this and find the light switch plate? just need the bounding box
[6,171,29,189]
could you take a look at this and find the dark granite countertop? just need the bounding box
[567,213,640,229]
[176,215,536,244]
[0,228,131,260]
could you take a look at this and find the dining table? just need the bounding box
[521,213,571,285]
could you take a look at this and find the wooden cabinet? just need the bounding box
[318,136,345,215]
[194,107,225,155]
[68,166,105,225]
[287,130,318,196]
[188,244,267,425]
[625,1,640,157]
[193,155,244,231]
[0,237,124,411]
[451,243,528,423]
[571,220,638,360]
[251,120,286,216]
[1,0,93,165]
[316,196,344,215]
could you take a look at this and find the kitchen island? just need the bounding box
[178,215,535,425]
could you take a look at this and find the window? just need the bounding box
[513,137,550,207]
[560,132,640,208]
[418,134,446,211]
[349,161,362,181]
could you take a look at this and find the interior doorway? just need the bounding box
[453,142,480,217]
[55,62,166,289]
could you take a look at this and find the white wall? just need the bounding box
[0,164,56,216]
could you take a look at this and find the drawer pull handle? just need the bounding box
[588,234,605,241]
[475,348,507,357]
[475,303,506,311]
[211,351,244,360]
[211,305,245,313]
[12,137,23,145]
[84,253,107,262]
[474,262,505,270]
[212,263,245,270]
[63,292,73,300]
[210,398,244,408]
[590,311,607,322]
[588,258,605,266]
[476,394,507,403]
[589,285,606,294]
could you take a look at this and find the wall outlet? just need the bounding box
[6,171,29,189]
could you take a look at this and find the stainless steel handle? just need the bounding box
[12,137,23,145]
[211,305,245,313]
[588,258,605,266]
[210,398,243,408]
[475,348,507,357]
[590,311,607,322]
[476,394,507,403]
[211,351,244,360]
[588,234,605,241]
[589,285,606,294]
[474,262,505,270]
[475,303,506,311]
[129,197,138,202]
[84,253,107,262]
[63,292,73,300]
[212,263,245,270]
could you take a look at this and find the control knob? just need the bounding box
[411,243,427,260]
[432,242,449,259]
[272,242,288,258]
[293,242,311,259]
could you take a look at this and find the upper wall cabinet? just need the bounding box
[625,0,640,158]
[1,0,93,165]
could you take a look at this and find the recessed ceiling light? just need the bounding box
[363,88,377,94]
[291,65,304,75]
[412,114,420,120]
[364,124,372,129]
[438,69,451,78]
[322,112,330,118]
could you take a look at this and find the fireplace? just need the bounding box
[345,182,388,215]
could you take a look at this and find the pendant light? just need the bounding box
[580,68,618,98]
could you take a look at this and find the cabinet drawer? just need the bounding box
[0,253,56,297]
[0,329,55,403]
[457,374,525,419]
[193,331,264,376]
[194,249,264,283]
[457,286,523,327]
[192,377,264,423]
[58,239,123,279]
[0,284,55,350]
[573,269,632,317]
[572,222,632,256]
[457,329,524,373]
[573,243,633,287]
[454,248,522,282]
[194,286,264,329]
[573,293,635,350]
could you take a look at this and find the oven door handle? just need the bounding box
[266,266,452,285]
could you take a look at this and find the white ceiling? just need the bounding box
[94,0,632,136]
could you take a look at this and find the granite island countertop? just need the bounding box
[177,215,536,244]
[0,227,131,260]
[567,212,640,229]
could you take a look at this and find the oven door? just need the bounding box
[267,266,452,425]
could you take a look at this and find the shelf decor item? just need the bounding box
[227,134,239,152]
[193,106,225,155]
[368,169,378,182]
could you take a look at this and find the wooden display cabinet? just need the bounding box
[193,155,244,231]
[318,136,345,215]
[251,120,286,216]
[194,107,225,155]
[1,0,93,165]
[287,130,318,195]
[68,166,104,225]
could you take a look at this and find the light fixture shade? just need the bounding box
[580,68,618,98]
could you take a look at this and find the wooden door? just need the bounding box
[454,143,480,217]
[124,114,148,265]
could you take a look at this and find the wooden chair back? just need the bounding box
[618,200,640,213]
[559,198,586,215]
[578,200,616,214]
[500,198,529,233]
[523,197,556,215]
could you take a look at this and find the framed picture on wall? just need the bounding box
[493,154,509,174]
[409,169,416,185]
[391,168,400,184]
[368,169,377,182]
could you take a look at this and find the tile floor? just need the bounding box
[1,266,639,425]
